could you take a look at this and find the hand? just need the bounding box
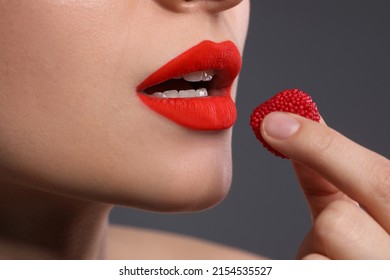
[260,112,390,259]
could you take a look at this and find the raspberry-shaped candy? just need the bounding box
[250,88,320,159]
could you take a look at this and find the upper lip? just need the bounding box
[136,40,242,96]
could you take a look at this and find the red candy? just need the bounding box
[250,89,320,159]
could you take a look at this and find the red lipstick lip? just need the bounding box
[136,40,242,130]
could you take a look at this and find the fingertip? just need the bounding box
[261,112,301,141]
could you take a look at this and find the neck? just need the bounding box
[0,182,112,259]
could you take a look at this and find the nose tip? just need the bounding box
[154,0,245,13]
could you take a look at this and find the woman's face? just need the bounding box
[0,0,250,211]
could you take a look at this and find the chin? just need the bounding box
[103,124,236,213]
[109,146,233,213]
[151,166,233,213]
[134,177,232,213]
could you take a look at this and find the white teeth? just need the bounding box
[196,88,208,97]
[162,90,179,98]
[178,89,197,98]
[148,70,214,98]
[183,70,214,82]
[153,92,166,98]
[151,88,208,98]
[183,71,203,82]
[202,70,214,82]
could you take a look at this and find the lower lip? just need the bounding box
[137,91,237,130]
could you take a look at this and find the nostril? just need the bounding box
[154,0,244,13]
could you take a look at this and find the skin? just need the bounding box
[0,0,389,260]
[0,0,253,259]
[261,113,390,259]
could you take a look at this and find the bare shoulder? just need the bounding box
[107,224,265,260]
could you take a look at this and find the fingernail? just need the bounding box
[263,112,300,140]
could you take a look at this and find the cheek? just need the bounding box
[0,1,140,196]
[224,0,250,50]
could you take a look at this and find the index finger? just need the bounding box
[260,112,390,232]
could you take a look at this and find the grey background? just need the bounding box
[110,1,390,259]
